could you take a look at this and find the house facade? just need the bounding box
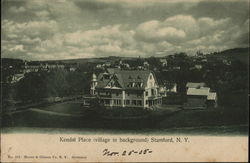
[90,68,162,108]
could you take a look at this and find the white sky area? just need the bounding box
[2,0,249,60]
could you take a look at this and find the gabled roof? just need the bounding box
[96,68,154,90]
[186,82,205,88]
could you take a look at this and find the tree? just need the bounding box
[15,72,48,102]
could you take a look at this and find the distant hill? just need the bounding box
[214,47,249,64]
[2,47,249,65]
[49,56,141,64]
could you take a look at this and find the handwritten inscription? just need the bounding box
[103,149,152,156]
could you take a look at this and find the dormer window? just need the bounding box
[128,82,133,87]
[104,74,110,79]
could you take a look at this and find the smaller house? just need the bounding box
[207,92,218,108]
[222,59,231,65]
[185,82,217,109]
[159,59,168,67]
[189,64,202,70]
[123,63,130,68]
[96,64,105,70]
[159,86,167,97]
[102,62,111,67]
[143,61,149,67]
[137,66,145,70]
[201,58,208,63]
[119,60,123,65]
[172,66,181,70]
[166,83,177,93]
[195,64,202,70]
[11,73,25,83]
[159,83,177,97]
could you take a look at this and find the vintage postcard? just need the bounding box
[1,0,249,162]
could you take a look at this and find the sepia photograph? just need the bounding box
[1,0,249,162]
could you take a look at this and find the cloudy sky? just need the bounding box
[2,0,249,60]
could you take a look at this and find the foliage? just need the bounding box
[15,72,48,102]
[14,69,91,102]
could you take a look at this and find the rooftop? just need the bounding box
[96,68,154,90]
[187,87,210,96]
[186,82,206,88]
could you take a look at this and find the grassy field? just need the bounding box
[156,108,248,128]
[1,102,248,135]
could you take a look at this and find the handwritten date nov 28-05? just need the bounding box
[103,149,152,156]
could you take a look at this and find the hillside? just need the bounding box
[2,47,249,65]
[214,47,249,64]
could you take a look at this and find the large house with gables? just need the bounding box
[90,68,162,108]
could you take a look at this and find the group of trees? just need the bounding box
[11,68,91,102]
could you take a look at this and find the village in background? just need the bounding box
[1,47,249,132]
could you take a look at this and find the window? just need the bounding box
[127,92,130,96]
[104,74,110,79]
[137,100,142,106]
[146,100,148,104]
[114,100,118,105]
[132,100,136,105]
[126,100,130,105]
[135,82,142,88]
[105,99,110,104]
[145,91,148,96]
[116,92,119,96]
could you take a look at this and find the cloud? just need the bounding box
[63,25,135,48]
[135,15,199,44]
[134,14,240,54]
[1,0,249,60]
[62,25,139,57]
[9,6,26,13]
[2,19,58,39]
[35,11,50,20]
[9,45,25,52]
[198,17,231,35]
